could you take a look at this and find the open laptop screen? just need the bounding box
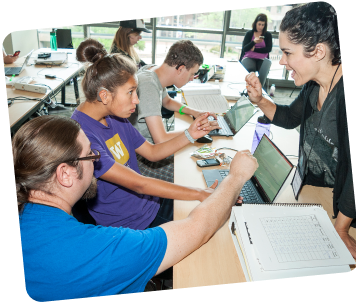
[252,134,293,202]
[224,97,257,134]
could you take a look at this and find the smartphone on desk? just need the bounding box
[12,51,20,57]
[197,158,220,167]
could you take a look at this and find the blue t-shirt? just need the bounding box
[20,203,167,302]
[71,110,160,230]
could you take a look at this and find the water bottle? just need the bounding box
[251,115,271,154]
[269,84,275,97]
[50,29,57,51]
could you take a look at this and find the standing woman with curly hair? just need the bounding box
[245,2,356,258]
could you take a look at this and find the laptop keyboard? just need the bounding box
[5,68,19,74]
[208,116,232,135]
[218,170,264,203]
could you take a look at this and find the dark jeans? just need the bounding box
[148,198,174,282]
[148,198,173,228]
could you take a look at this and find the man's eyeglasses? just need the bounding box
[65,149,101,163]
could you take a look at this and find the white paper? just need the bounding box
[242,205,355,270]
[229,207,351,282]
[184,94,229,113]
[181,83,221,96]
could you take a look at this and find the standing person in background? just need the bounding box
[3,46,19,64]
[245,2,356,258]
[110,19,150,69]
[240,13,272,87]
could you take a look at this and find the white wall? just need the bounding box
[2,30,38,55]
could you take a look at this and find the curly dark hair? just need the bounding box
[164,40,204,70]
[280,2,341,65]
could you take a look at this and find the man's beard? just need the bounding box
[81,176,97,200]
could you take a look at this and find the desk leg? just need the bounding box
[73,76,80,104]
[61,85,66,105]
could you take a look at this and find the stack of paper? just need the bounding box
[229,204,355,282]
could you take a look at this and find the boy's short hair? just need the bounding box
[164,40,203,70]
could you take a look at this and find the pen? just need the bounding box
[10,74,15,81]
[181,89,188,105]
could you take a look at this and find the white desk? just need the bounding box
[172,62,355,289]
[6,48,83,135]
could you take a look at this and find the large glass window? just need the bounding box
[224,35,244,61]
[89,27,117,51]
[157,11,224,30]
[230,5,292,32]
[155,31,222,65]
[38,26,84,49]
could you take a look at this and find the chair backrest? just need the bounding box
[56,29,73,49]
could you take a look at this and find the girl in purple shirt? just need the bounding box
[71,39,220,230]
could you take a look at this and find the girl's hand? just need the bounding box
[188,113,221,139]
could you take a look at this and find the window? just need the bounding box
[157,12,224,30]
[230,8,270,29]
[38,26,84,49]
[155,31,222,65]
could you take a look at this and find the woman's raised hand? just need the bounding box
[245,72,263,104]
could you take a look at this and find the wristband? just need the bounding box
[179,104,187,115]
[184,129,196,143]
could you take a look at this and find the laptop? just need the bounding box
[34,52,68,65]
[208,96,258,137]
[4,49,34,76]
[203,134,294,204]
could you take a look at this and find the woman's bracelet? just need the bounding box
[184,129,196,143]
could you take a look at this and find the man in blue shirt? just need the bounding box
[13,115,258,302]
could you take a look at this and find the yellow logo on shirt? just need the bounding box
[105,134,129,164]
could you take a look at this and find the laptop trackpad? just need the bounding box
[202,170,224,187]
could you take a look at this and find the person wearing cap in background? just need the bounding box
[110,19,151,69]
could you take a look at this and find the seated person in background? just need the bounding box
[15,115,258,302]
[3,46,19,64]
[128,40,218,183]
[245,2,356,258]
[239,13,272,83]
[110,19,150,69]
[71,38,220,230]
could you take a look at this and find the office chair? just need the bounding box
[56,29,74,49]
[258,58,272,91]
[161,90,176,131]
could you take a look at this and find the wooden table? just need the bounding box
[6,48,83,135]
[172,62,356,289]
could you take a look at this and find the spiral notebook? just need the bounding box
[229,204,354,282]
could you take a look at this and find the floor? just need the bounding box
[49,76,301,134]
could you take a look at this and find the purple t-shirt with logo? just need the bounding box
[71,110,160,230]
[243,35,268,60]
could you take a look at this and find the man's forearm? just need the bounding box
[187,174,245,241]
